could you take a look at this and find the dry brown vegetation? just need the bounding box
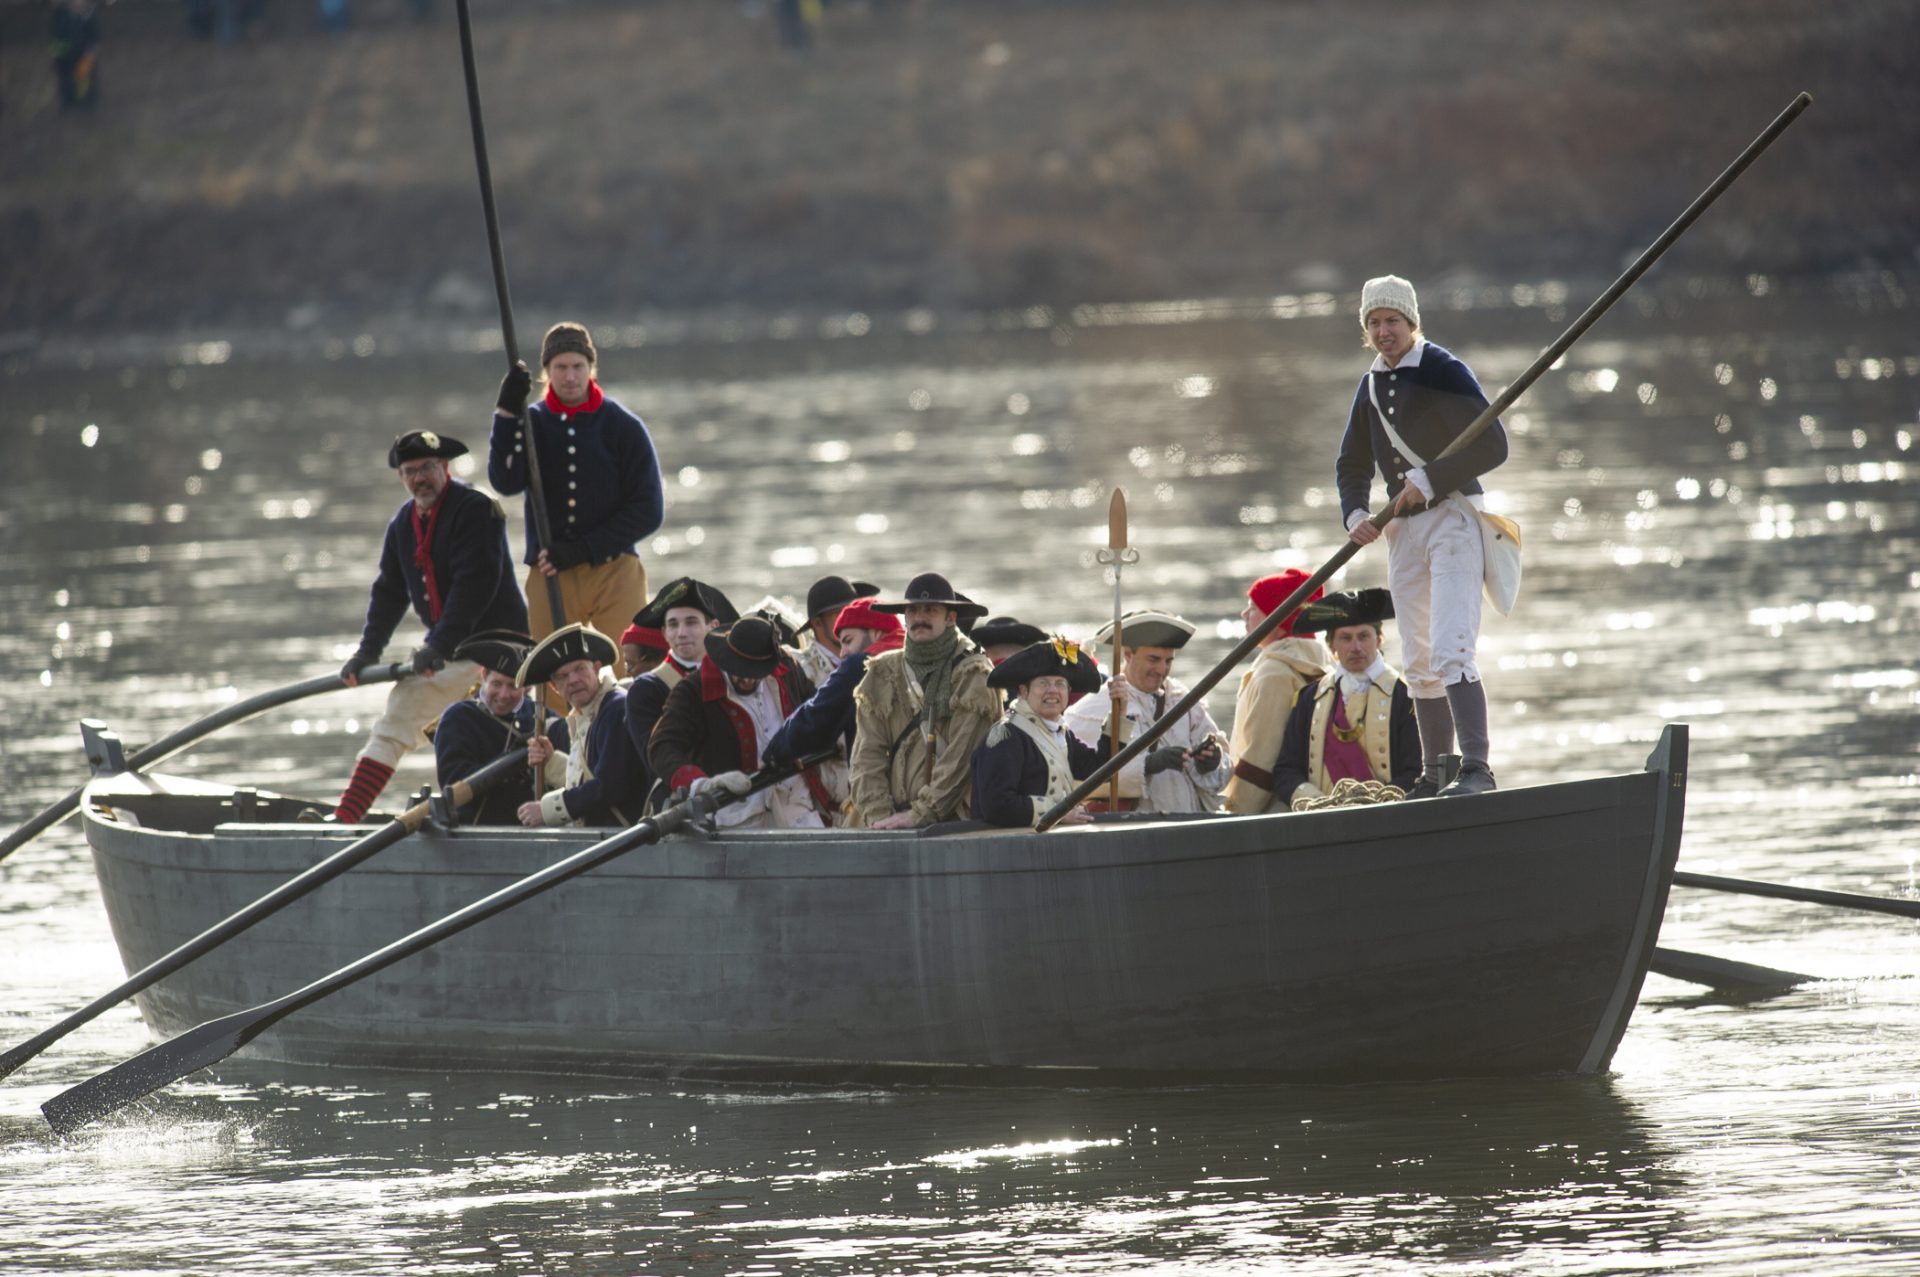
[0,0,1912,334]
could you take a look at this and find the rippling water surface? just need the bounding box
[3,280,1917,1274]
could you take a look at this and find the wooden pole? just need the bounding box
[1104,488,1131,811]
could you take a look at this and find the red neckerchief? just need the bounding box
[543,381,604,416]
[410,497,445,622]
[864,631,906,658]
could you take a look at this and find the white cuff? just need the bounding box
[1406,468,1435,502]
[538,790,571,827]
[1346,509,1372,532]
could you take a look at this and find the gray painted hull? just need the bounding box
[80,727,1688,1083]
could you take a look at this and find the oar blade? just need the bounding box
[1650,947,1813,995]
[42,1005,267,1136]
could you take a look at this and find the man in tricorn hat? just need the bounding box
[647,616,833,829]
[517,623,647,827]
[972,638,1132,828]
[793,575,880,689]
[1270,588,1421,808]
[333,429,529,824]
[1223,569,1331,815]
[849,572,1000,829]
[1063,610,1231,814]
[623,576,740,772]
[432,629,569,826]
[489,322,665,672]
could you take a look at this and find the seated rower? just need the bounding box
[433,630,569,825]
[624,575,740,775]
[1223,569,1332,814]
[761,597,904,823]
[1270,589,1421,808]
[1064,610,1230,814]
[971,638,1131,829]
[517,623,648,827]
[618,622,668,680]
[647,616,834,829]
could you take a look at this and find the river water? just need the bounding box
[2,277,1917,1274]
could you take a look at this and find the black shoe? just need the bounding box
[1439,760,1497,797]
[1403,771,1444,800]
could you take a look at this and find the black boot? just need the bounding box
[1403,770,1444,800]
[1439,760,1497,797]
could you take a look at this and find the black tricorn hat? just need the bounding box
[804,575,881,620]
[971,616,1048,649]
[705,616,785,679]
[633,577,740,628]
[873,572,990,618]
[388,430,470,468]
[987,637,1103,695]
[743,604,801,649]
[515,623,618,687]
[454,628,533,680]
[1094,609,1197,651]
[1293,588,1395,636]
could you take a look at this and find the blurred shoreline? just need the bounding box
[2,0,1913,345]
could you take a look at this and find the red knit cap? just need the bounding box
[1247,570,1325,637]
[619,623,669,653]
[833,598,904,637]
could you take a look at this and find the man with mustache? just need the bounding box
[848,573,1000,829]
[333,430,527,824]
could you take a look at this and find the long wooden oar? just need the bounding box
[1650,947,1813,994]
[1037,90,1813,831]
[42,754,826,1136]
[0,664,409,865]
[0,747,528,1084]
[455,0,565,631]
[1673,871,1920,920]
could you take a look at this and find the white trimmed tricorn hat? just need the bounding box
[1094,609,1196,650]
[516,623,617,687]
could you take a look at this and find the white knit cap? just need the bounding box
[1359,275,1420,330]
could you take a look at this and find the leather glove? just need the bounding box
[496,361,532,415]
[340,651,377,683]
[544,539,591,572]
[409,644,446,675]
[1190,736,1223,772]
[1144,745,1188,776]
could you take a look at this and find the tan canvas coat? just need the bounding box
[1223,635,1331,814]
[848,636,999,827]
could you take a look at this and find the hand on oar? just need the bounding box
[1,663,412,865]
[41,750,834,1136]
[0,748,527,1084]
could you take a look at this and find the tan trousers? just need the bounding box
[525,555,649,679]
[360,659,484,769]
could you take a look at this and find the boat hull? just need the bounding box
[79,728,1688,1083]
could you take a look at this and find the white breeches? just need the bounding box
[359,659,483,768]
[1384,499,1483,699]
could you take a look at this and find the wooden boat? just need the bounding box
[75,725,1689,1084]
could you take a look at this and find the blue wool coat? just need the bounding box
[970,718,1115,829]
[763,648,873,767]
[1336,341,1508,526]
[561,683,647,826]
[355,482,528,661]
[486,395,666,567]
[433,697,570,826]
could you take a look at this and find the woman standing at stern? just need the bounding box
[1339,276,1507,797]
[490,322,665,675]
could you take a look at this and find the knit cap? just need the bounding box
[540,322,597,368]
[1358,276,1419,330]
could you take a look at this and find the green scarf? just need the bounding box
[904,625,962,733]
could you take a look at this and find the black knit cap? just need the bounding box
[705,616,785,679]
[388,430,469,468]
[873,572,990,618]
[453,629,533,680]
[804,575,881,621]
[1293,588,1395,636]
[987,637,1103,694]
[633,577,740,629]
[540,322,597,368]
[516,623,618,687]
